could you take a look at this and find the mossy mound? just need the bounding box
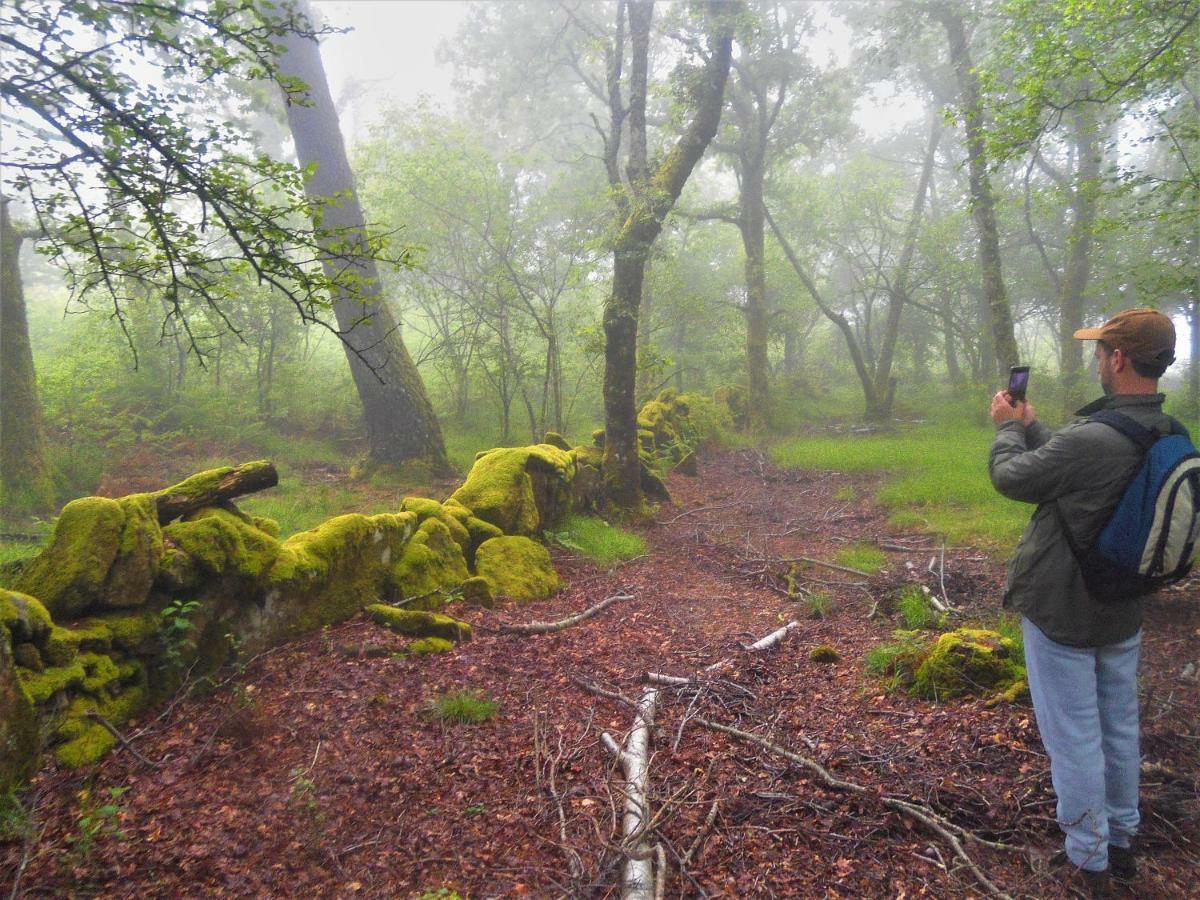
[13,497,127,618]
[912,629,1024,701]
[474,536,560,603]
[450,444,575,535]
[460,576,495,609]
[366,605,472,642]
[409,637,455,655]
[809,645,841,664]
[390,518,469,609]
[401,497,472,554]
[713,384,749,431]
[100,493,164,609]
[164,507,282,580]
[1,590,52,644]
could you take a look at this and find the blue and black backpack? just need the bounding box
[1057,410,1200,603]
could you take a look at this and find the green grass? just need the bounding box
[897,585,940,630]
[770,415,1030,552]
[549,514,647,568]
[428,689,498,725]
[239,482,361,538]
[834,542,887,574]
[805,590,834,619]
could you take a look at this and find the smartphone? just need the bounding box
[1008,366,1030,406]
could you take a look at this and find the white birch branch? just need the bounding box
[602,687,660,900]
[497,592,635,634]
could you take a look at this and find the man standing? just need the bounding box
[988,308,1178,897]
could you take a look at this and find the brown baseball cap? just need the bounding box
[1073,307,1176,365]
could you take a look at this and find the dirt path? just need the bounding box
[5,449,1198,898]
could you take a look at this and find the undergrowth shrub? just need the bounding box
[897,586,941,630]
[429,689,498,725]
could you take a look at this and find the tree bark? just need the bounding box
[937,6,1020,374]
[0,198,55,514]
[602,1,735,507]
[741,160,771,431]
[278,2,450,473]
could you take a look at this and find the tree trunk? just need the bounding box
[741,161,771,431]
[938,6,1019,374]
[0,199,55,514]
[278,1,450,473]
[602,0,735,506]
[1058,105,1102,412]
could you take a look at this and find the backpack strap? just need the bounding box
[1087,409,1162,451]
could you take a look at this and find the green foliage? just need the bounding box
[898,586,940,630]
[771,416,1029,552]
[428,689,498,725]
[834,543,886,574]
[863,633,927,693]
[159,599,200,671]
[547,515,647,567]
[805,590,834,620]
[0,789,34,843]
[69,784,129,862]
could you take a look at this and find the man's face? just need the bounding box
[1096,343,1116,395]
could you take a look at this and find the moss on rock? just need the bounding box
[401,497,472,554]
[163,507,282,580]
[390,518,469,608]
[542,431,572,451]
[18,658,86,704]
[12,642,43,672]
[0,590,52,644]
[43,625,81,667]
[809,645,841,664]
[77,609,160,654]
[450,444,575,535]
[98,493,163,609]
[460,576,495,609]
[409,637,455,655]
[912,629,1024,701]
[366,605,472,642]
[13,497,126,619]
[474,536,560,603]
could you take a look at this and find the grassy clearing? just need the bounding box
[239,482,362,538]
[549,514,647,568]
[770,408,1030,552]
[428,689,498,725]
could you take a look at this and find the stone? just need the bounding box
[450,444,575,535]
[474,536,560,603]
[366,605,472,642]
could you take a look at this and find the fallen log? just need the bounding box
[153,460,279,523]
[602,688,660,900]
[495,592,635,635]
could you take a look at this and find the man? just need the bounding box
[988,308,1178,897]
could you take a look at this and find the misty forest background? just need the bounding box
[3,0,1199,545]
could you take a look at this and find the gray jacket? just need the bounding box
[989,393,1174,647]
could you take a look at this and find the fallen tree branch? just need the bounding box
[780,555,872,578]
[495,592,635,635]
[694,716,1014,899]
[740,620,800,653]
[602,688,660,899]
[682,798,719,866]
[153,460,279,524]
[85,711,163,770]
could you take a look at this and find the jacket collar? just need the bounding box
[1075,393,1166,417]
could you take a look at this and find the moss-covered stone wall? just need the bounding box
[1,393,710,781]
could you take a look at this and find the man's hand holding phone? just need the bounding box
[991,366,1035,426]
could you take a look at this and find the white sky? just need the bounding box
[312,1,924,147]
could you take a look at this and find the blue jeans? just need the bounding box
[1021,617,1141,872]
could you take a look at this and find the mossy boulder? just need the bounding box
[366,605,472,642]
[74,609,160,655]
[390,518,469,608]
[450,444,575,536]
[401,497,472,554]
[163,507,282,580]
[460,576,495,609]
[98,493,163,609]
[0,590,52,644]
[17,657,86,704]
[474,536,560,603]
[713,384,748,431]
[1,628,40,790]
[543,431,572,451]
[13,496,126,619]
[409,637,455,655]
[570,445,605,513]
[912,629,1025,701]
[809,645,841,664]
[52,681,149,768]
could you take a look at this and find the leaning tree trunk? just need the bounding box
[0,198,55,514]
[938,6,1020,375]
[602,0,735,507]
[278,2,450,473]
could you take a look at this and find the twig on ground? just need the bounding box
[682,799,720,867]
[85,711,163,769]
[778,555,872,578]
[491,592,635,635]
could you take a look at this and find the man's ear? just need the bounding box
[1111,347,1127,373]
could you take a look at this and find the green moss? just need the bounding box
[542,432,572,451]
[450,444,575,535]
[99,493,163,609]
[912,629,1024,701]
[0,590,52,643]
[163,507,282,580]
[18,658,85,704]
[409,637,455,655]
[474,536,560,603]
[252,516,281,539]
[43,625,81,666]
[13,496,126,618]
[152,462,273,511]
[79,609,159,653]
[78,653,121,694]
[809,645,841,664]
[12,643,43,671]
[460,576,494,609]
[401,497,472,553]
[390,518,469,608]
[551,515,646,568]
[54,724,116,768]
[366,605,471,642]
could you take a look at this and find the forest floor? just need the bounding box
[5,447,1199,898]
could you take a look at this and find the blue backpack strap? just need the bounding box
[1088,409,1161,451]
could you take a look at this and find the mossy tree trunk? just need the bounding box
[936,5,1020,375]
[600,1,736,506]
[0,198,56,515]
[278,1,450,473]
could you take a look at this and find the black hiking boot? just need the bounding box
[1108,843,1137,882]
[1050,850,1110,899]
